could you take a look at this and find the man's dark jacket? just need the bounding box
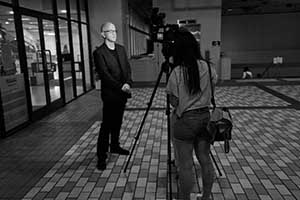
[93,43,132,103]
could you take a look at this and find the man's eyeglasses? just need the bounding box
[103,30,117,33]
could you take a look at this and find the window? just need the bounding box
[81,23,91,90]
[0,6,21,76]
[71,22,83,95]
[70,0,78,21]
[79,0,86,22]
[57,0,67,18]
[128,8,150,57]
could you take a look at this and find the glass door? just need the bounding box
[59,19,74,102]
[42,19,61,103]
[21,14,62,112]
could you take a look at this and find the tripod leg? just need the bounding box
[210,151,222,176]
[123,66,165,173]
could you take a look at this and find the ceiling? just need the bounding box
[131,0,300,18]
[222,0,300,15]
[129,0,152,21]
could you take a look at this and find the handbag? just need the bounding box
[207,61,233,153]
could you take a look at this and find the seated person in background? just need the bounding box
[242,67,253,79]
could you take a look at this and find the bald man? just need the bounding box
[93,22,132,170]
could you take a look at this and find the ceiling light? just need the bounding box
[60,10,67,13]
[45,32,55,36]
[9,11,14,14]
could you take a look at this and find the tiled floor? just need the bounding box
[0,79,300,200]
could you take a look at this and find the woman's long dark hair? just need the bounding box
[173,28,204,95]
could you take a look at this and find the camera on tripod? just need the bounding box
[150,7,179,59]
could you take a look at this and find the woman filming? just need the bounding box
[166,28,217,200]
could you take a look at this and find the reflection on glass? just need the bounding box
[59,19,74,102]
[22,16,46,111]
[0,6,29,131]
[43,19,61,102]
[79,0,86,22]
[19,0,53,14]
[72,22,83,95]
[70,0,78,20]
[0,6,20,76]
[57,0,67,18]
[81,24,91,90]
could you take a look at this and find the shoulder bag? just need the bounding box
[206,61,233,153]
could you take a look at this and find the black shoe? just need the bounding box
[97,160,106,170]
[110,146,129,155]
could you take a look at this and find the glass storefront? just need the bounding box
[0,6,20,76]
[71,21,83,96]
[22,14,63,112]
[22,16,47,111]
[42,19,61,102]
[0,0,93,136]
[70,0,78,21]
[81,23,91,90]
[57,0,67,18]
[79,0,86,22]
[59,19,74,103]
[0,5,28,134]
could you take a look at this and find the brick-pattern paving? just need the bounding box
[0,92,101,199]
[22,90,300,200]
[126,86,291,109]
[214,86,290,107]
[267,85,300,102]
[126,88,166,109]
[22,110,176,200]
[1,80,300,200]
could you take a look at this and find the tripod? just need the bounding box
[123,58,223,199]
[123,58,174,199]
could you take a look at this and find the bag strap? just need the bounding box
[206,60,216,109]
[223,107,233,121]
[206,62,233,121]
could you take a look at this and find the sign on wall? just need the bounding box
[0,74,28,133]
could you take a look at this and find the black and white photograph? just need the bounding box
[0,0,300,199]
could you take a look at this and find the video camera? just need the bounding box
[150,7,179,59]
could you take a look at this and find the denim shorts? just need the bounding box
[173,108,210,143]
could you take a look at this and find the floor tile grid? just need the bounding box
[214,86,290,107]
[0,91,102,199]
[126,86,291,109]
[22,111,174,200]
[21,108,300,200]
[211,109,300,200]
[267,85,300,103]
[126,88,166,109]
[15,83,300,200]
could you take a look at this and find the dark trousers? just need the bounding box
[97,100,126,161]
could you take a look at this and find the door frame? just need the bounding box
[16,8,65,121]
